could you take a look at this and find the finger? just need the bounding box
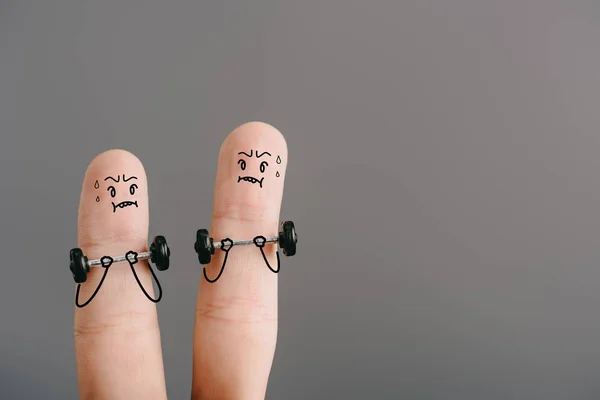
[73,149,167,399]
[192,122,288,399]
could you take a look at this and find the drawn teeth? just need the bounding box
[238,176,264,185]
[115,201,137,208]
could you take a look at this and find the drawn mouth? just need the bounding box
[112,201,138,212]
[238,176,264,188]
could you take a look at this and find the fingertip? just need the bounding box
[220,121,288,162]
[83,149,146,180]
[212,122,289,225]
[78,149,149,256]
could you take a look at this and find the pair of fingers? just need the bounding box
[73,122,287,399]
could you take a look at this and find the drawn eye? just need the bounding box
[107,186,116,198]
[238,159,246,170]
[130,183,138,195]
[260,161,268,173]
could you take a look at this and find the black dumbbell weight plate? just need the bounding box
[70,248,89,283]
[195,229,214,265]
[279,221,297,257]
[150,235,171,271]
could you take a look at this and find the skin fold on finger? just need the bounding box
[73,149,167,400]
[192,122,288,400]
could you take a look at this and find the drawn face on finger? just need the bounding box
[95,174,140,213]
[237,150,282,188]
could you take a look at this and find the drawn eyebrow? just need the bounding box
[104,176,120,183]
[123,175,138,182]
[238,150,253,157]
[256,151,272,158]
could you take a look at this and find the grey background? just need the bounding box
[1,0,600,398]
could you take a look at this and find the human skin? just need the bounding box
[72,121,288,400]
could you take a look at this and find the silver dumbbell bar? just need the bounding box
[87,251,152,267]
[212,236,279,249]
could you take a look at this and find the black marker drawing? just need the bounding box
[104,175,120,183]
[276,171,280,178]
[111,201,138,212]
[96,196,100,202]
[125,250,163,303]
[237,176,264,187]
[260,161,268,173]
[73,255,113,308]
[236,150,275,188]
[202,238,233,283]
[94,180,100,189]
[253,235,280,273]
[194,221,297,283]
[276,155,281,164]
[69,236,170,308]
[103,174,140,213]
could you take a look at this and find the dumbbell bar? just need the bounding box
[194,220,298,265]
[213,237,278,248]
[86,251,152,266]
[69,235,171,284]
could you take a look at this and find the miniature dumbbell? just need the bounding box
[69,235,171,283]
[194,220,298,265]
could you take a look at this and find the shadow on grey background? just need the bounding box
[2,0,600,398]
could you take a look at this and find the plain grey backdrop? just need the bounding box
[2,0,600,398]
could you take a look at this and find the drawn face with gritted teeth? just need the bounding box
[237,150,271,188]
[104,174,139,213]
